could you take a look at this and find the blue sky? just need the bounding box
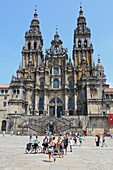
[0,0,113,86]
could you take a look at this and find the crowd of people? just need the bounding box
[25,131,109,162]
[27,132,84,162]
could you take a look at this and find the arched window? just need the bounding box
[84,40,87,48]
[34,42,37,50]
[68,98,73,109]
[78,40,81,48]
[50,98,55,103]
[28,42,31,50]
[53,79,59,88]
[69,81,73,89]
[57,98,62,103]
[39,98,44,109]
[40,82,44,89]
[54,67,59,74]
[17,89,20,94]
[13,90,16,94]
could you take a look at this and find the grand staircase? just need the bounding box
[18,115,72,135]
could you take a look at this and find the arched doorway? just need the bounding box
[49,98,63,117]
[1,120,7,131]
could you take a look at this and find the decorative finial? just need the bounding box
[98,54,100,63]
[35,5,37,12]
[56,25,58,31]
[56,25,58,35]
[34,5,38,18]
[79,2,83,16]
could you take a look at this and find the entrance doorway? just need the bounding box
[57,106,63,117]
[49,98,63,117]
[50,106,55,116]
[1,120,6,131]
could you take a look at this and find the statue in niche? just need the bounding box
[81,69,86,78]
[28,70,32,79]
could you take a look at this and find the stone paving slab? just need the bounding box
[0,135,113,170]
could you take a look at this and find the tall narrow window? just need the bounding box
[28,42,31,50]
[34,42,37,50]
[40,82,44,89]
[50,68,52,74]
[3,102,6,107]
[39,98,44,109]
[68,98,73,109]
[69,81,73,89]
[54,67,59,74]
[78,40,81,48]
[53,79,59,88]
[84,40,87,48]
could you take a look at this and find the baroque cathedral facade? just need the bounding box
[1,6,113,135]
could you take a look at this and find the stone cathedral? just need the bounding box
[1,6,113,135]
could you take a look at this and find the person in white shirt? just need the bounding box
[69,137,73,152]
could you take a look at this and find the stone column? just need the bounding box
[74,93,77,115]
[78,51,81,65]
[55,98,57,117]
[44,92,47,110]
[64,94,68,115]
[35,94,38,110]
[55,105,57,117]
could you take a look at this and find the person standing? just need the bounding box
[78,135,83,146]
[97,134,100,146]
[73,136,77,146]
[69,137,73,152]
[48,136,56,162]
[64,135,68,155]
[29,133,33,142]
[57,137,62,158]
[42,136,48,153]
[101,135,107,147]
[95,135,98,147]
[33,135,39,153]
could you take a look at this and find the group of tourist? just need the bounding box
[28,132,83,162]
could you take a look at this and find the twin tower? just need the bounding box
[8,5,106,124]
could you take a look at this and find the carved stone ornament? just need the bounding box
[54,59,58,65]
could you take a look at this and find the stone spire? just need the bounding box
[79,4,83,16]
[77,5,86,26]
[97,55,104,70]
[98,54,101,63]
[54,27,60,42]
[29,7,40,34]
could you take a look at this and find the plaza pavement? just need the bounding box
[0,134,113,170]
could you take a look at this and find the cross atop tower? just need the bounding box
[35,5,37,12]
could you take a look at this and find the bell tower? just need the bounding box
[73,5,94,81]
[22,8,43,68]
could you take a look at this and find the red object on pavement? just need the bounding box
[108,114,113,125]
